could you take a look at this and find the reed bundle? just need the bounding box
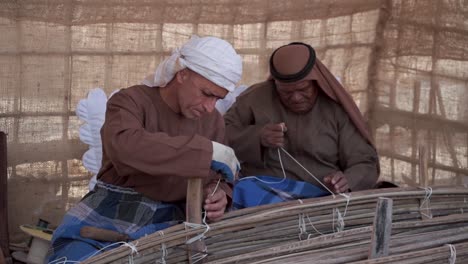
[83,186,468,264]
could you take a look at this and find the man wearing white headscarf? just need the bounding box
[48,35,243,262]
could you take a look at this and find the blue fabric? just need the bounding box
[232,176,330,209]
[47,182,185,263]
[210,160,237,183]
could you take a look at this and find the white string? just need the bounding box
[419,187,433,208]
[279,147,336,198]
[184,220,209,263]
[65,242,138,263]
[242,141,354,237]
[305,214,325,236]
[333,208,345,232]
[330,194,351,233]
[446,244,457,264]
[49,241,139,264]
[210,179,222,196]
[48,257,80,264]
[298,212,326,240]
[191,252,208,264]
[298,213,306,240]
[419,187,433,219]
[278,147,354,234]
[184,212,210,245]
[339,193,351,217]
[239,148,287,185]
[156,243,167,264]
[185,213,209,263]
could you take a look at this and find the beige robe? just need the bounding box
[225,81,379,191]
[97,85,230,202]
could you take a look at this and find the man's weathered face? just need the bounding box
[275,79,317,114]
[179,70,228,119]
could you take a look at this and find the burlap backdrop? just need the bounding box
[0,0,467,242]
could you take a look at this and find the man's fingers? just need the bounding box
[270,137,284,145]
[261,123,287,148]
[204,199,226,212]
[206,211,224,221]
[263,136,285,147]
[333,177,347,192]
[204,192,227,221]
[264,131,285,140]
[265,123,285,132]
[339,184,349,193]
[329,173,348,193]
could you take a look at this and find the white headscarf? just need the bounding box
[142,35,242,92]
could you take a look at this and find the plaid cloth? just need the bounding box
[232,176,329,210]
[47,181,185,263]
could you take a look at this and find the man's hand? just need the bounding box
[323,171,349,193]
[260,122,287,148]
[203,182,228,221]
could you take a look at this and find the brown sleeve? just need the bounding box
[337,108,379,191]
[219,181,233,209]
[101,91,213,179]
[224,99,265,168]
[211,113,234,208]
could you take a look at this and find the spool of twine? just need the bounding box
[26,237,50,264]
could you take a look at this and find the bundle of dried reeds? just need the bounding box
[83,186,468,264]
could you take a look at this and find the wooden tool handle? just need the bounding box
[186,178,204,224]
[80,226,129,242]
[186,178,205,263]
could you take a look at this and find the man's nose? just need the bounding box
[290,92,302,102]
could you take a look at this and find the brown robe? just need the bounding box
[97,85,231,202]
[225,80,379,191]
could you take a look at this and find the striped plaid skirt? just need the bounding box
[47,181,185,263]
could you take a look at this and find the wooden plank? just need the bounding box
[0,132,11,263]
[7,139,87,167]
[372,106,468,134]
[378,150,468,176]
[369,197,393,259]
[186,178,205,263]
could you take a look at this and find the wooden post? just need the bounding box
[0,132,11,264]
[418,145,428,188]
[186,178,205,263]
[369,197,393,259]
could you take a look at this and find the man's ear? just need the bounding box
[176,68,190,83]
